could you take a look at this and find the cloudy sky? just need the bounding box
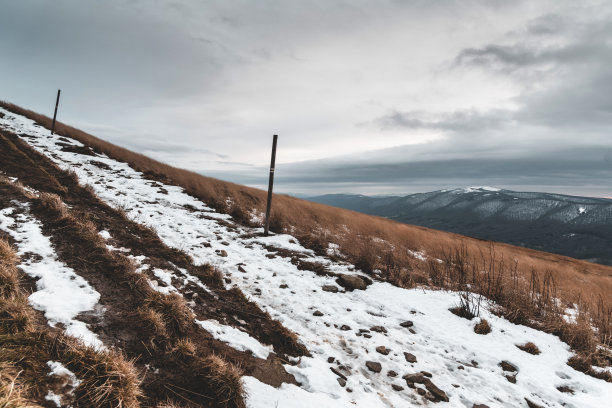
[1,0,611,197]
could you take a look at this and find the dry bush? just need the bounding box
[169,338,196,357]
[194,355,245,408]
[474,319,491,335]
[146,292,194,337]
[136,308,168,338]
[517,342,540,355]
[62,342,142,408]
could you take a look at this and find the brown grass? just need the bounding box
[517,342,540,355]
[0,237,143,407]
[474,319,492,335]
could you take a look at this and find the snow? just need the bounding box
[196,319,273,359]
[47,360,81,388]
[0,204,103,348]
[2,107,612,407]
[579,207,587,214]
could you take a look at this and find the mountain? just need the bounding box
[1,103,611,407]
[309,187,612,266]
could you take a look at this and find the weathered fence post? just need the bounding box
[51,89,61,135]
[264,134,278,236]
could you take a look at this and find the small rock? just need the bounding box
[313,310,324,317]
[409,328,416,334]
[505,374,517,384]
[421,371,432,378]
[403,373,424,383]
[337,377,346,387]
[376,346,390,355]
[556,385,574,394]
[404,352,417,363]
[265,254,276,259]
[359,329,370,333]
[387,370,397,377]
[340,325,351,331]
[458,365,465,370]
[322,285,339,293]
[216,249,228,257]
[416,387,426,396]
[392,384,404,391]
[279,284,288,289]
[365,361,382,373]
[336,274,368,291]
[363,334,372,338]
[525,398,544,408]
[224,278,231,284]
[499,361,517,372]
[370,326,387,333]
[406,381,416,389]
[221,241,230,246]
[423,378,449,402]
[330,367,347,381]
[400,320,414,328]
[452,384,460,388]
[473,404,490,408]
[327,356,335,363]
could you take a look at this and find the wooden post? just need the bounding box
[51,89,61,135]
[264,134,278,236]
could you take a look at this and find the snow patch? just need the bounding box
[196,319,273,359]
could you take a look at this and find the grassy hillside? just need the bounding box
[1,101,611,381]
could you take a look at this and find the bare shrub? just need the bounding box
[516,342,540,355]
[474,319,491,335]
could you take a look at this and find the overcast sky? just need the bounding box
[1,0,611,197]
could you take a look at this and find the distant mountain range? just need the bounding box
[309,187,612,266]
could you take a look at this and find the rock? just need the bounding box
[400,320,414,328]
[330,367,347,381]
[313,310,324,317]
[416,387,426,396]
[499,361,517,372]
[340,324,351,331]
[392,384,404,391]
[359,329,370,333]
[337,377,346,387]
[421,371,432,378]
[376,346,390,355]
[363,333,372,338]
[365,361,382,373]
[525,398,544,408]
[423,378,449,402]
[223,278,231,284]
[403,373,424,383]
[409,328,416,334]
[265,254,276,259]
[327,356,335,363]
[387,370,398,377]
[458,365,465,370]
[556,386,574,394]
[505,374,517,384]
[370,326,387,333]
[216,249,228,257]
[221,241,230,246]
[322,285,339,293]
[279,284,288,289]
[473,404,490,408]
[404,352,417,363]
[336,274,368,291]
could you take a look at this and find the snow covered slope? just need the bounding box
[1,108,611,407]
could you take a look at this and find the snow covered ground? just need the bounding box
[1,108,611,407]
[0,202,102,348]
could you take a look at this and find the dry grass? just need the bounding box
[0,237,143,407]
[517,342,540,355]
[474,319,492,335]
[194,355,245,408]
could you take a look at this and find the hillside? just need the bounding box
[309,189,612,266]
[1,103,611,407]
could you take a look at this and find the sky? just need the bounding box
[1,0,611,197]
